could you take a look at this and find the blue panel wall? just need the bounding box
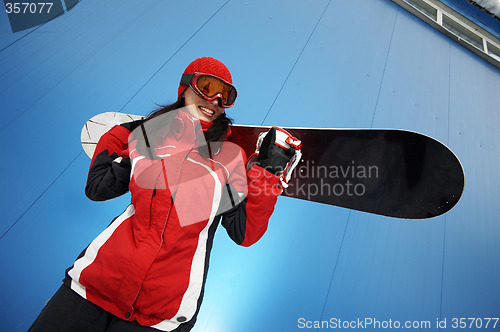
[0,0,499,331]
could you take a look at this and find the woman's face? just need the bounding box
[183,87,224,122]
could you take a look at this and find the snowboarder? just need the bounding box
[29,57,300,331]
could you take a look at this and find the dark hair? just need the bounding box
[134,96,233,159]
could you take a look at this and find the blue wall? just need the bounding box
[0,0,499,331]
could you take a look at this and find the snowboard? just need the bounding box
[81,112,464,219]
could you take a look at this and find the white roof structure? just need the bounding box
[393,0,500,68]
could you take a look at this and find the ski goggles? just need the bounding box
[180,73,237,108]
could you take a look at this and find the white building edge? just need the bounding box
[392,0,500,69]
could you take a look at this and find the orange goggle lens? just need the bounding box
[181,73,237,108]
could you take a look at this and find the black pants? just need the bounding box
[29,284,191,332]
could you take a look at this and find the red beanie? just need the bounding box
[178,57,233,98]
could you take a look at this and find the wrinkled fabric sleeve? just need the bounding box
[85,124,133,201]
[221,164,282,247]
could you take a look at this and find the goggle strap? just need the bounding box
[180,73,194,85]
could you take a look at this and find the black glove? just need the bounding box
[257,127,296,175]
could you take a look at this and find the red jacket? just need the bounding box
[66,111,281,331]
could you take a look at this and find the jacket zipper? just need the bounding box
[149,187,156,228]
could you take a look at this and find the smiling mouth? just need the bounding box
[199,106,215,117]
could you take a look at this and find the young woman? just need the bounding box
[29,57,299,332]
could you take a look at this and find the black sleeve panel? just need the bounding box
[221,197,248,246]
[85,150,131,201]
[120,119,144,132]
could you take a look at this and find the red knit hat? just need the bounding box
[178,57,233,98]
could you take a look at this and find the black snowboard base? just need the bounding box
[228,126,464,219]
